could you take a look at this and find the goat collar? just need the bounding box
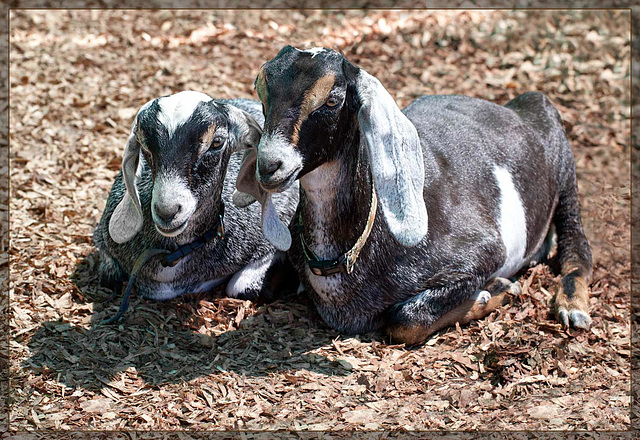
[161,203,226,268]
[299,182,377,276]
[101,203,226,325]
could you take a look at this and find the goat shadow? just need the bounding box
[21,251,372,393]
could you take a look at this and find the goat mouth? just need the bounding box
[155,219,190,237]
[260,167,301,192]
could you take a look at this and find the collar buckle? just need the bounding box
[300,181,377,278]
[216,213,225,239]
[308,254,347,276]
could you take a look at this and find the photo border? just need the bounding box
[1,1,636,438]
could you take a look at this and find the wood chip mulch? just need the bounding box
[8,10,630,431]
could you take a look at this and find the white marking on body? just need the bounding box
[303,47,327,57]
[300,161,340,260]
[147,285,181,300]
[151,261,182,283]
[491,165,528,279]
[299,161,345,299]
[156,91,212,137]
[225,258,271,298]
[300,161,339,203]
[147,276,228,300]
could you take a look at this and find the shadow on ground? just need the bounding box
[21,251,366,392]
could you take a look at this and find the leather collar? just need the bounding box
[161,203,226,267]
[102,203,226,324]
[299,183,377,277]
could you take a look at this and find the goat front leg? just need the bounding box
[550,167,593,330]
[387,274,519,345]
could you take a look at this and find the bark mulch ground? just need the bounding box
[8,10,630,431]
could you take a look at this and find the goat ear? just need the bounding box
[108,123,144,244]
[229,105,263,208]
[356,69,428,247]
[261,192,292,252]
[234,148,261,208]
[226,105,262,152]
[233,148,292,251]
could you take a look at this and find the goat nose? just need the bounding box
[154,202,181,223]
[258,158,283,179]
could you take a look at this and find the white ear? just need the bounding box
[261,192,292,251]
[108,128,144,244]
[356,70,428,247]
[233,148,292,251]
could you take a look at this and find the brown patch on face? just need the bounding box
[291,74,335,146]
[198,123,217,156]
[255,68,267,105]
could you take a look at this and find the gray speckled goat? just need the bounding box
[237,46,592,345]
[94,91,299,305]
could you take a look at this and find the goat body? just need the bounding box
[244,47,592,344]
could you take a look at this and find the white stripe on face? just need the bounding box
[156,91,213,137]
[492,165,528,278]
[151,171,197,236]
[303,47,328,58]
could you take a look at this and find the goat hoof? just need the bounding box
[508,281,522,295]
[556,307,591,330]
[570,309,591,329]
[552,273,591,330]
[557,309,570,328]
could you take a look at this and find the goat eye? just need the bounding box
[211,135,225,149]
[325,97,340,108]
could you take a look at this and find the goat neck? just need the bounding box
[298,138,373,261]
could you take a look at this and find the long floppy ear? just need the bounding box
[233,148,261,208]
[233,148,292,251]
[226,103,262,208]
[108,122,144,244]
[227,104,262,208]
[356,69,428,247]
[226,104,262,152]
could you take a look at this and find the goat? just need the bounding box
[94,91,299,311]
[236,46,592,345]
